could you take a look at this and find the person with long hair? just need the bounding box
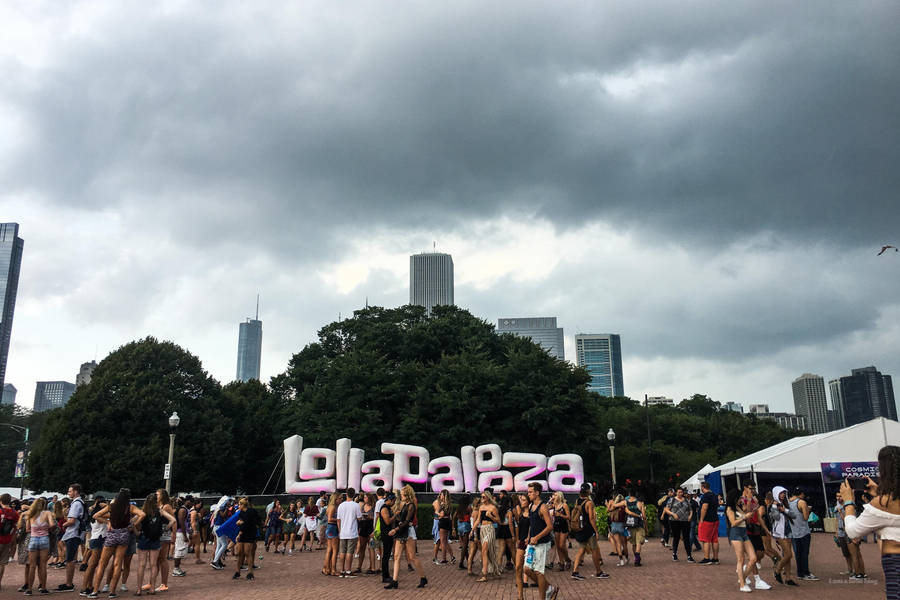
[550,492,570,571]
[232,498,260,580]
[25,497,54,595]
[209,496,232,571]
[570,483,608,579]
[48,500,65,568]
[466,498,481,576]
[80,497,108,596]
[471,490,502,582]
[768,485,798,586]
[278,502,297,555]
[89,490,146,599]
[842,445,900,597]
[454,494,472,571]
[356,493,377,573]
[384,485,426,589]
[662,488,693,563]
[16,501,32,593]
[726,495,769,592]
[134,493,176,595]
[431,490,455,565]
[300,497,318,553]
[497,490,514,571]
[377,493,396,583]
[263,500,281,553]
[513,494,531,600]
[153,490,174,592]
[760,491,782,566]
[321,492,341,576]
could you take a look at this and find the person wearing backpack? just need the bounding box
[570,483,609,581]
[134,494,176,596]
[0,493,19,589]
[57,484,88,592]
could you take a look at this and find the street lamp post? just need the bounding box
[607,428,617,487]
[165,412,180,494]
[1,424,30,499]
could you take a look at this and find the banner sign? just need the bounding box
[283,436,584,494]
[820,461,879,483]
[14,451,25,478]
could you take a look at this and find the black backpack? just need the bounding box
[0,509,16,537]
[142,514,164,542]
[74,498,90,535]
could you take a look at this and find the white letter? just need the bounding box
[382,442,430,491]
[478,471,514,491]
[461,446,477,492]
[503,452,547,492]
[360,460,393,493]
[335,438,351,490]
[348,448,364,492]
[548,454,584,492]
[428,456,464,493]
[475,443,502,471]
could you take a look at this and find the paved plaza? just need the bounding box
[1,534,885,600]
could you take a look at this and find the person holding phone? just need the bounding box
[841,445,900,599]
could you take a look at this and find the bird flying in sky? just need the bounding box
[878,245,897,256]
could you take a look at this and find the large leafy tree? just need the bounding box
[276,305,603,472]
[28,337,234,495]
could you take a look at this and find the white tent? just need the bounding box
[681,463,715,491]
[711,417,900,478]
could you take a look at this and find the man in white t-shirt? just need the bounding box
[336,489,362,578]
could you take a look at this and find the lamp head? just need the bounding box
[168,412,180,428]
[607,428,616,443]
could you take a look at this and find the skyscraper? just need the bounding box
[33,381,76,412]
[791,373,829,433]
[830,366,897,427]
[76,360,98,387]
[236,299,262,382]
[497,317,565,360]
[0,223,24,392]
[409,252,454,315]
[1,383,15,406]
[575,333,624,397]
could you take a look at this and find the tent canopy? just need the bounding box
[712,417,900,476]
[681,463,715,491]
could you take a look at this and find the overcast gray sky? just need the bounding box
[3,1,899,413]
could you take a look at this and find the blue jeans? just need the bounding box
[690,520,701,549]
[213,528,229,563]
[792,533,811,577]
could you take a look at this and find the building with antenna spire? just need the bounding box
[409,251,454,315]
[236,296,263,382]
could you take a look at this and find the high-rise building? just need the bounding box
[76,360,98,387]
[723,402,744,413]
[497,317,565,360]
[33,381,76,412]
[1,383,15,405]
[409,252,454,315]
[0,223,24,392]
[791,373,829,433]
[748,404,770,415]
[236,299,263,383]
[756,412,807,431]
[575,334,624,398]
[830,366,897,427]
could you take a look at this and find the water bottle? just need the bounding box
[525,545,535,567]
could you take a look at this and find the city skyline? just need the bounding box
[1,2,898,412]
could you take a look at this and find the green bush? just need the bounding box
[594,505,609,538]
[594,502,658,538]
[644,504,657,536]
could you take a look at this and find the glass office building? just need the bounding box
[830,366,897,427]
[409,252,454,315]
[33,381,76,412]
[575,333,624,397]
[0,223,24,392]
[236,318,263,382]
[497,317,565,360]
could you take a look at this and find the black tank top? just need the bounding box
[528,501,551,544]
[518,513,530,542]
[480,509,494,523]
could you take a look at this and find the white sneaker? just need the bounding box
[740,584,752,593]
[755,576,771,590]
[544,584,558,600]
[119,585,127,592]
[100,585,109,593]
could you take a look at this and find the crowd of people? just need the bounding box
[1,445,899,600]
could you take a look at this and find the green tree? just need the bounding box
[28,337,233,495]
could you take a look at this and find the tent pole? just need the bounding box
[752,466,759,490]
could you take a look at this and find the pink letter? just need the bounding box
[382,443,430,490]
[360,460,393,493]
[503,452,547,492]
[548,454,584,492]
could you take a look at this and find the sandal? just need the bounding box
[476,576,488,582]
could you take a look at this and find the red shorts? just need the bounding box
[698,521,719,543]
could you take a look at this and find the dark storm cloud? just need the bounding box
[3,1,898,257]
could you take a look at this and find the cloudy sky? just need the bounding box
[2,1,899,414]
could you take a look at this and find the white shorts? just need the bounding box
[305,517,318,532]
[524,542,551,574]
[174,532,189,559]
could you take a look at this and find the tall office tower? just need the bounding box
[33,381,76,412]
[236,299,263,382]
[791,373,829,433]
[497,317,565,360]
[1,383,15,405]
[0,223,24,392]
[409,252,454,315]
[830,366,897,427]
[76,360,98,387]
[575,333,624,397]
[723,402,744,413]
[748,404,770,415]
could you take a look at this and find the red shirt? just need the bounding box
[0,507,19,545]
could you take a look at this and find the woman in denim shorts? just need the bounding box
[26,497,55,594]
[89,490,146,599]
[727,495,768,593]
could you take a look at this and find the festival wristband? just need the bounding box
[843,500,855,507]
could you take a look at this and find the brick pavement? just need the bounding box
[0,534,885,600]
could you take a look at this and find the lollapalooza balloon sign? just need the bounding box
[283,436,584,494]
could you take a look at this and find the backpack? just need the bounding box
[142,514,164,542]
[0,508,16,537]
[373,515,382,541]
[569,500,584,532]
[74,498,90,535]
